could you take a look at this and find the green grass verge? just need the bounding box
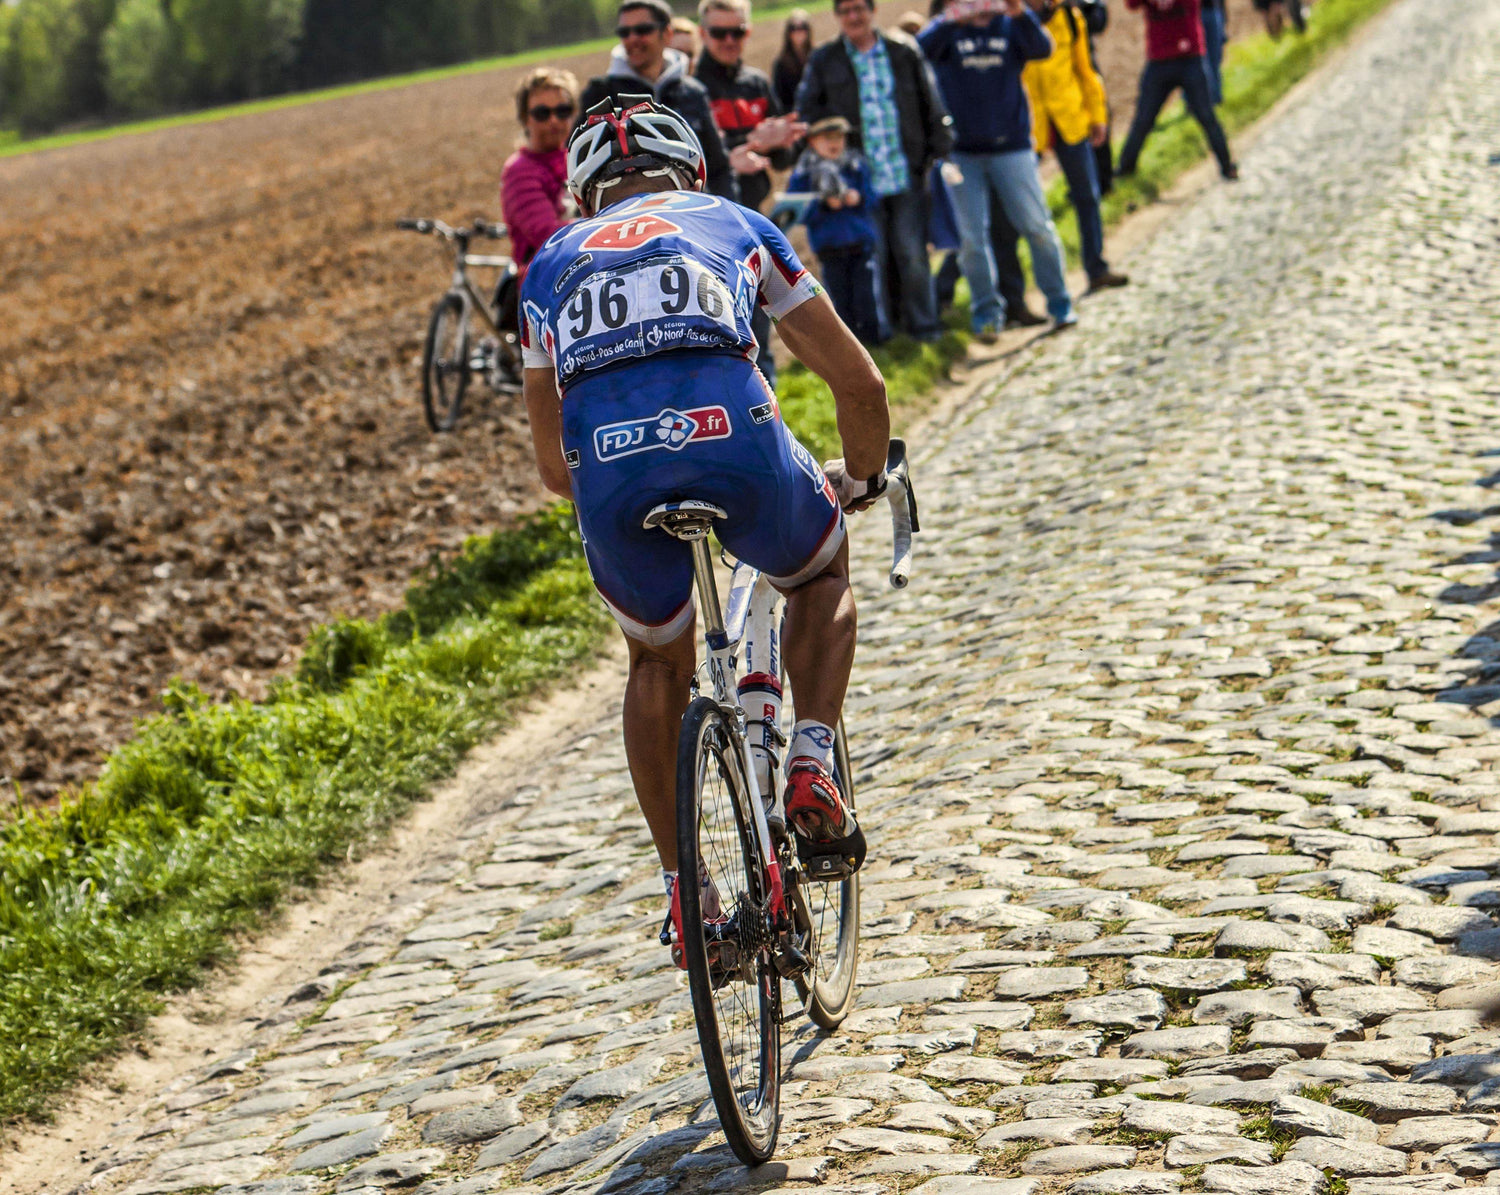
[0,0,1393,1121]
[0,0,812,160]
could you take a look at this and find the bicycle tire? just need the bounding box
[793,717,860,1029]
[677,696,781,1165]
[422,292,469,433]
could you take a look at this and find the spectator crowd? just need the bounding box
[501,0,1279,356]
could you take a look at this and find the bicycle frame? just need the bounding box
[686,534,788,920]
[451,246,510,336]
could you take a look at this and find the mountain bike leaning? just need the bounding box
[396,216,523,432]
[516,96,910,1163]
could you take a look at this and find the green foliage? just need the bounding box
[296,617,390,693]
[4,0,623,134]
[0,556,608,1120]
[4,0,89,130]
[101,0,182,114]
[391,504,586,641]
[172,0,303,99]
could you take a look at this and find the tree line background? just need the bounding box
[0,0,621,135]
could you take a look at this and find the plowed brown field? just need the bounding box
[0,1,1257,801]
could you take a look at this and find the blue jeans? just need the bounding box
[819,244,884,344]
[1201,4,1226,105]
[951,149,1074,330]
[871,188,939,340]
[1052,134,1108,282]
[1119,57,1234,177]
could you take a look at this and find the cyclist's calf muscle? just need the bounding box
[625,629,698,872]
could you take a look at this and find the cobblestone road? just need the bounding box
[53,2,1500,1194]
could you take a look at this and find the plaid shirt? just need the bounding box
[844,36,911,197]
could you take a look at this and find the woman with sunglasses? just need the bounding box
[772,9,814,112]
[501,68,581,284]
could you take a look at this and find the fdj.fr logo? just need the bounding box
[594,405,732,462]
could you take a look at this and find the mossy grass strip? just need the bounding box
[0,0,1394,1121]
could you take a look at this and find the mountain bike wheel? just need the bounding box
[676,696,781,1165]
[422,293,469,432]
[793,718,860,1029]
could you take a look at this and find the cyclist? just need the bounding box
[519,97,890,962]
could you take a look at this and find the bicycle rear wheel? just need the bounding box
[793,718,860,1029]
[676,696,780,1165]
[422,293,469,432]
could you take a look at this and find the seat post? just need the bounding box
[690,538,728,647]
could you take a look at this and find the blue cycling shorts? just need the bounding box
[564,351,845,645]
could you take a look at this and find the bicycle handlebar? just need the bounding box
[395,217,507,240]
[883,438,920,590]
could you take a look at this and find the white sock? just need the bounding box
[662,870,677,896]
[789,720,835,771]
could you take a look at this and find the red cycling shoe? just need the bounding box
[784,756,867,875]
[783,756,856,841]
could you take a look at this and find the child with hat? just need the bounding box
[787,116,886,344]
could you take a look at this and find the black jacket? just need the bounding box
[692,53,794,212]
[772,53,805,114]
[578,48,738,201]
[793,33,953,184]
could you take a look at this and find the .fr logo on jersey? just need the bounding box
[581,214,683,251]
[594,405,733,462]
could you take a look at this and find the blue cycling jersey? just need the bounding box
[519,190,822,390]
[518,188,840,646]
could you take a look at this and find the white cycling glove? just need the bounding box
[824,458,888,512]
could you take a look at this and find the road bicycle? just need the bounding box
[396,217,522,433]
[654,439,919,1164]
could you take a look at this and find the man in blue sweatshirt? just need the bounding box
[918,0,1077,338]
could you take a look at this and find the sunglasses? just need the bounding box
[616,20,664,37]
[788,22,811,29]
[528,102,576,121]
[706,24,749,38]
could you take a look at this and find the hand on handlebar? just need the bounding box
[828,440,920,589]
[824,458,887,513]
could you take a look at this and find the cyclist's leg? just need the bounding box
[709,375,860,850]
[561,371,704,873]
[775,540,854,730]
[623,624,696,873]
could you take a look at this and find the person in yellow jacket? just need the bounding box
[1022,0,1128,292]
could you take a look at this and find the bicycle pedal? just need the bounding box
[796,823,866,879]
[803,853,854,881]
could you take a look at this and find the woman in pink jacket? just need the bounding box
[501,68,580,283]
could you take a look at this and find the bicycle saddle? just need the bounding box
[643,500,727,540]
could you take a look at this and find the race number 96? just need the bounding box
[556,257,739,355]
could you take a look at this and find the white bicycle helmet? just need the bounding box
[566,95,707,213]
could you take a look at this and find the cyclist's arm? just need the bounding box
[775,294,890,482]
[523,368,572,498]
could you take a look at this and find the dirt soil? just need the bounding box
[0,0,1258,802]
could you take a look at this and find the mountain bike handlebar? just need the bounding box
[395,217,508,240]
[884,438,919,590]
